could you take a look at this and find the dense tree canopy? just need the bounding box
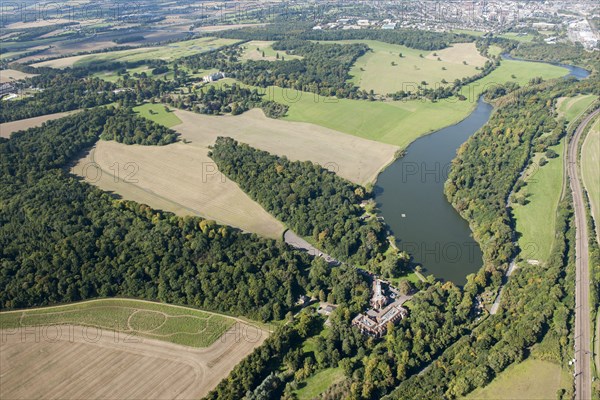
[210,137,388,265]
[0,109,313,321]
[181,40,369,98]
[101,107,179,145]
[0,73,116,123]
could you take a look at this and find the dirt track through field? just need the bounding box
[1,322,267,399]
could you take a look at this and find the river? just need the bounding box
[375,56,589,285]
[501,53,590,80]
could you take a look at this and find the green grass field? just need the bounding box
[558,94,597,122]
[498,32,537,43]
[329,40,488,95]
[512,139,565,262]
[133,103,183,127]
[451,29,487,37]
[227,57,567,148]
[294,367,344,399]
[582,117,600,231]
[80,37,240,66]
[93,65,153,83]
[35,37,241,69]
[487,45,503,57]
[0,298,235,348]
[464,358,571,400]
[206,56,566,149]
[240,40,302,62]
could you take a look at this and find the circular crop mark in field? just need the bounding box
[127,310,167,333]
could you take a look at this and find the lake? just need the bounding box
[376,55,588,284]
[376,97,492,284]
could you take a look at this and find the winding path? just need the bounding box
[569,107,599,400]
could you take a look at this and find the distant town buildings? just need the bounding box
[308,1,598,51]
[568,20,598,50]
[352,278,408,337]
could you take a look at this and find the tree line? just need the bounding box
[3,108,361,321]
[100,107,179,145]
[238,76,600,400]
[386,194,576,399]
[0,73,117,123]
[209,137,389,266]
[214,25,474,51]
[164,83,288,118]
[180,39,369,99]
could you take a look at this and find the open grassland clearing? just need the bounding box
[71,140,285,238]
[240,40,302,61]
[133,103,183,128]
[463,358,571,400]
[582,117,600,235]
[450,29,486,37]
[0,69,36,83]
[92,69,128,83]
[332,40,487,94]
[194,23,267,33]
[213,57,566,148]
[92,65,195,83]
[512,140,565,262]
[0,110,80,138]
[1,300,268,400]
[32,37,241,69]
[498,32,537,43]
[0,48,48,61]
[557,94,598,122]
[172,108,399,185]
[294,367,345,400]
[487,45,503,57]
[0,298,236,347]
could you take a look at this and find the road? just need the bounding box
[489,260,518,315]
[283,230,339,265]
[569,107,599,400]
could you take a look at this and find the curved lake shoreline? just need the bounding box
[376,97,491,284]
[375,55,589,284]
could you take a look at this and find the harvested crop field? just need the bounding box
[0,111,79,138]
[0,299,269,399]
[32,37,242,69]
[70,140,285,238]
[172,108,399,185]
[0,69,36,83]
[0,320,267,399]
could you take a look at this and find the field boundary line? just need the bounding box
[0,297,270,333]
